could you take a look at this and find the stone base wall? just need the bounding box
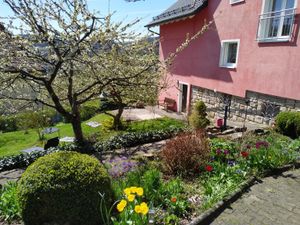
[191,86,300,125]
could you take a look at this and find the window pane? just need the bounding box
[268,17,280,37]
[282,16,293,35]
[227,43,237,64]
[272,0,283,12]
[285,0,295,9]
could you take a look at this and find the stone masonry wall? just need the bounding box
[191,86,300,125]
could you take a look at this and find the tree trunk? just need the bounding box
[113,106,124,130]
[70,106,85,145]
[71,117,84,143]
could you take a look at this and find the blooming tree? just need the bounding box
[0,0,161,146]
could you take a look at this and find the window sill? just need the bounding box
[219,64,237,69]
[257,37,291,43]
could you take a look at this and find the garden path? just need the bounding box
[209,168,300,225]
[0,169,24,187]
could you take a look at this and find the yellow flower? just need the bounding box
[136,187,144,196]
[127,194,135,202]
[140,202,149,215]
[117,200,127,212]
[134,205,142,214]
[124,188,132,196]
[130,186,138,193]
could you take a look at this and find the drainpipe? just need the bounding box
[147,27,159,36]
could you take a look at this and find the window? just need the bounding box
[219,40,240,68]
[257,0,296,42]
[230,0,245,4]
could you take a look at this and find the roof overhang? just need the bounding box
[145,0,208,28]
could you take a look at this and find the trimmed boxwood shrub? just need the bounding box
[275,111,300,139]
[17,151,114,225]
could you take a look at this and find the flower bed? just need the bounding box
[1,131,300,224]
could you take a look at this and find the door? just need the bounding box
[178,83,188,113]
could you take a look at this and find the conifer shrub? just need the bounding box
[17,151,114,225]
[161,131,210,176]
[189,101,210,130]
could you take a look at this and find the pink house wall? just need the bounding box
[159,0,300,112]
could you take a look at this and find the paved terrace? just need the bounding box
[210,168,300,225]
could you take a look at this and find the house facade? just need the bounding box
[146,0,300,125]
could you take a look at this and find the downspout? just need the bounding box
[147,27,160,36]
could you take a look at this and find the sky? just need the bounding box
[0,0,175,34]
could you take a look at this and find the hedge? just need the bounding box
[0,127,184,172]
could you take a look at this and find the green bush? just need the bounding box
[0,115,18,132]
[17,151,114,225]
[189,101,210,129]
[80,105,99,121]
[0,181,21,223]
[275,111,300,139]
[0,109,58,133]
[94,127,183,153]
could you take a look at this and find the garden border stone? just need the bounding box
[188,161,300,225]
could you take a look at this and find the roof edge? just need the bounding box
[145,0,208,28]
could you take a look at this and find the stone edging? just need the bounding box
[188,161,300,225]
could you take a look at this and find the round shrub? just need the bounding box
[161,131,210,176]
[17,151,114,225]
[275,111,300,139]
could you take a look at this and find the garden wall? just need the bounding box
[191,86,300,125]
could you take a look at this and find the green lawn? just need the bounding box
[0,114,185,158]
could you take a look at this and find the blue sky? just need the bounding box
[0,0,175,34]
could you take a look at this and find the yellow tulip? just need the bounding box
[134,205,142,214]
[130,186,138,193]
[136,187,144,196]
[124,188,131,197]
[127,194,135,202]
[116,200,127,212]
[140,202,149,215]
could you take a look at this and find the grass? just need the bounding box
[0,114,185,158]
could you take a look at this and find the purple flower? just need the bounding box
[255,141,269,149]
[223,149,229,155]
[216,149,222,155]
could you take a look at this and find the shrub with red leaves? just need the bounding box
[161,130,210,176]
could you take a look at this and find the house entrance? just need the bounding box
[178,83,188,113]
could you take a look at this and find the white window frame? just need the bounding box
[257,0,297,42]
[230,0,245,5]
[219,39,240,69]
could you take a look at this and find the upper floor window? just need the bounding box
[257,0,297,42]
[219,40,240,68]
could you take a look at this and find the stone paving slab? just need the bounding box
[210,169,300,225]
[0,169,24,186]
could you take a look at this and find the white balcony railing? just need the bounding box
[257,8,296,42]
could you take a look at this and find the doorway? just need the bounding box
[178,83,188,113]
